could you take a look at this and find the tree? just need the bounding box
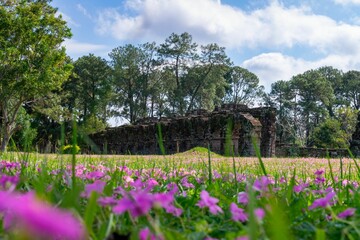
[64,54,112,132]
[0,0,72,151]
[269,80,297,144]
[109,43,159,123]
[291,70,334,146]
[158,32,198,115]
[223,66,264,106]
[184,43,230,112]
[310,118,348,149]
[316,66,343,117]
[342,70,360,110]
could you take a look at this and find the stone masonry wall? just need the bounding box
[350,112,360,156]
[89,104,276,157]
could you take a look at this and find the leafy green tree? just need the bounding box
[291,70,334,146]
[0,0,72,151]
[64,54,112,133]
[158,32,198,115]
[269,80,297,144]
[316,66,343,117]
[185,43,230,112]
[342,70,360,110]
[11,107,37,151]
[109,43,159,123]
[223,66,264,106]
[310,118,348,148]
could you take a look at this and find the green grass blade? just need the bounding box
[84,192,99,240]
[207,143,212,185]
[252,137,267,176]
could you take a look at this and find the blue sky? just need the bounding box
[52,0,360,91]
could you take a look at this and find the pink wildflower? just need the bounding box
[82,180,106,198]
[314,169,324,176]
[167,182,179,195]
[139,227,162,240]
[113,190,153,218]
[0,191,86,240]
[230,203,248,222]
[196,190,223,215]
[237,192,249,205]
[181,177,195,188]
[294,183,309,193]
[86,170,105,180]
[309,192,336,210]
[338,208,356,219]
[146,178,159,188]
[253,176,272,192]
[255,208,265,221]
[98,196,118,207]
[0,174,19,190]
[154,193,182,217]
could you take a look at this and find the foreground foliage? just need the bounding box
[0,152,359,239]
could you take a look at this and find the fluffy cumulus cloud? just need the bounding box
[95,0,360,53]
[243,52,360,91]
[94,0,360,90]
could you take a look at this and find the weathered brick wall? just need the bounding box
[89,104,276,157]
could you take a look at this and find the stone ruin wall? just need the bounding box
[350,113,360,157]
[89,104,277,157]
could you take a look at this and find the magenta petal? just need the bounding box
[338,208,356,219]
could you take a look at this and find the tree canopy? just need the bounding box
[0,0,72,151]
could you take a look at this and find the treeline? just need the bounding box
[1,1,359,152]
[9,33,360,152]
[267,67,360,149]
[8,32,266,151]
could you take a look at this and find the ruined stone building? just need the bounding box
[89,104,276,157]
[350,113,360,157]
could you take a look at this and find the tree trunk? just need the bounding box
[0,127,10,152]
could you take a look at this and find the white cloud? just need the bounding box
[93,0,360,91]
[333,0,360,5]
[242,52,360,91]
[77,4,92,19]
[94,0,360,55]
[62,39,108,59]
[242,53,311,91]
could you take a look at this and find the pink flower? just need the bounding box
[294,183,309,193]
[86,170,105,180]
[154,193,182,217]
[0,191,86,240]
[253,176,272,192]
[181,177,195,189]
[338,208,356,219]
[230,203,248,222]
[82,180,106,198]
[139,227,162,240]
[113,190,153,218]
[196,190,223,215]
[237,192,248,205]
[98,196,117,207]
[309,192,336,210]
[255,208,265,221]
[167,182,179,195]
[0,174,19,189]
[314,169,324,176]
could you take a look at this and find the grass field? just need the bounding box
[0,149,359,239]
